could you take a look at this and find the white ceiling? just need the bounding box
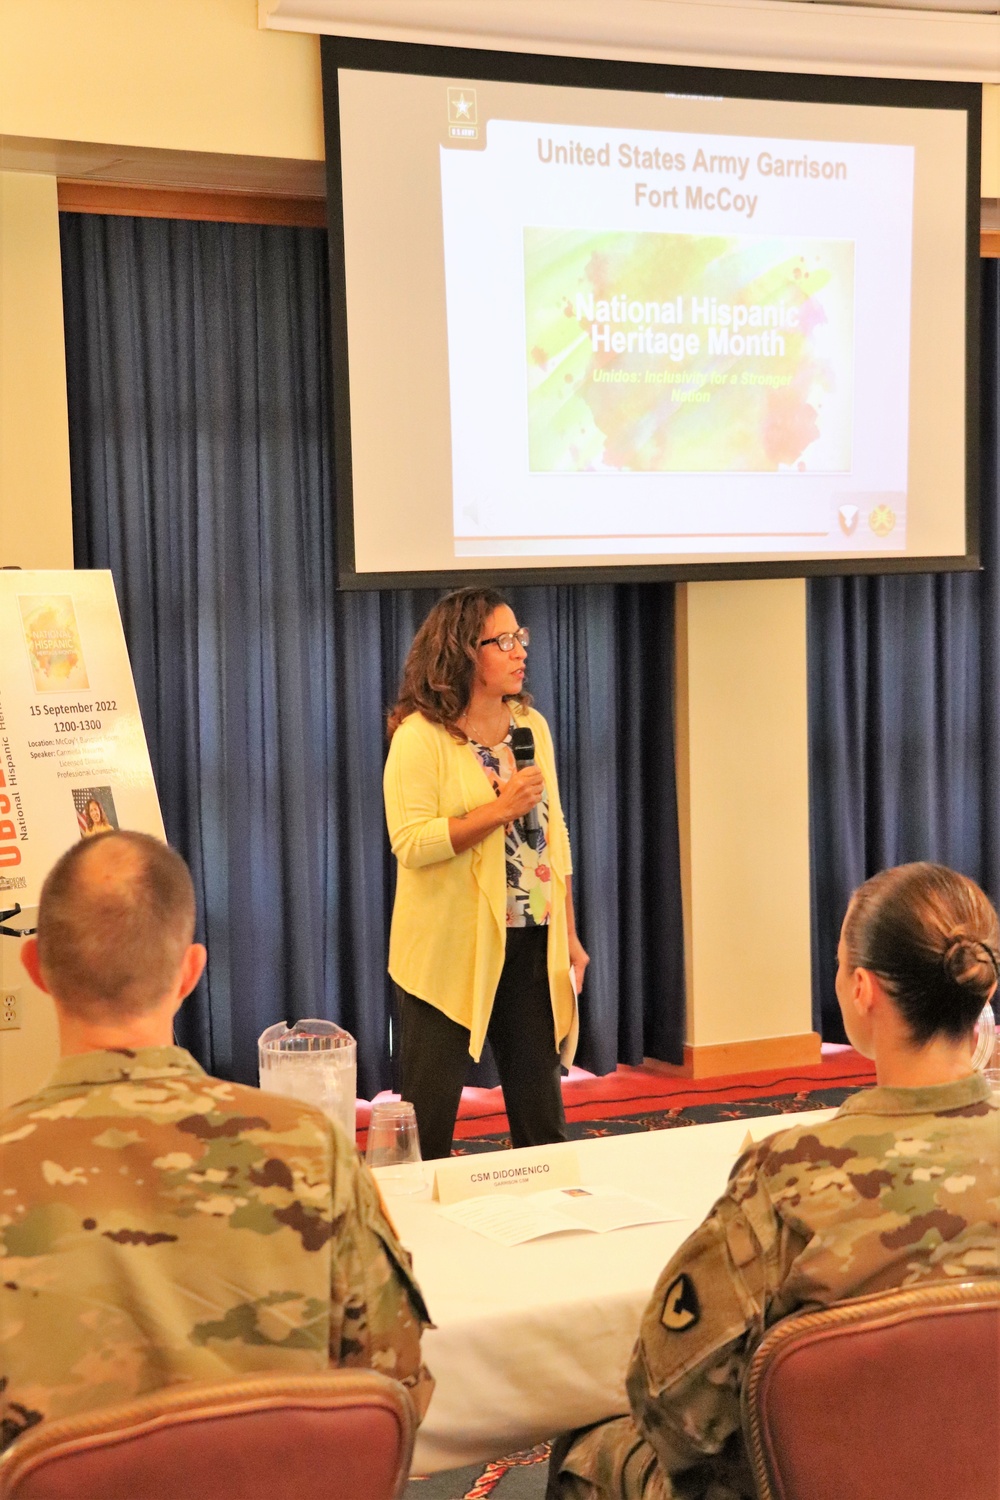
[261,0,1000,81]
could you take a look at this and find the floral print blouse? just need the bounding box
[469,727,551,927]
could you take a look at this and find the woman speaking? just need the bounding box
[384,588,589,1161]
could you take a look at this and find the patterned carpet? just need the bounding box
[450,1084,858,1154]
[357,1051,875,1153]
[403,1079,862,1498]
[407,1444,553,1500]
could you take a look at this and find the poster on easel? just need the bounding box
[0,570,164,913]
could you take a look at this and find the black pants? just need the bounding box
[397,925,568,1160]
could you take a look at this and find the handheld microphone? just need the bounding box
[510,726,541,848]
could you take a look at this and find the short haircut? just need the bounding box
[36,832,196,1020]
[844,861,999,1044]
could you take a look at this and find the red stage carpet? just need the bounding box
[357,1045,874,1151]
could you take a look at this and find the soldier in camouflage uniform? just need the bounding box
[0,833,433,1452]
[550,862,1000,1500]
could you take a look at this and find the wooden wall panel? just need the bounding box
[57,180,325,228]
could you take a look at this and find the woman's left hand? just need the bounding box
[569,934,590,995]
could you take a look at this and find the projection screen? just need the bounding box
[321,40,982,588]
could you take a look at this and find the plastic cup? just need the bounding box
[365,1100,425,1194]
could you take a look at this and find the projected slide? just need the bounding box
[440,120,913,557]
[524,229,854,475]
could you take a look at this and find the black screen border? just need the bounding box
[321,36,982,592]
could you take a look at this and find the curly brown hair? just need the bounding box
[387,587,533,740]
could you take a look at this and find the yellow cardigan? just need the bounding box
[383,706,576,1063]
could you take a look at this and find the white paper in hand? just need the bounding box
[560,963,580,1067]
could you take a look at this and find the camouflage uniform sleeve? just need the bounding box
[626,1146,801,1483]
[326,1126,435,1420]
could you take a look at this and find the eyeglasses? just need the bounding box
[479,627,530,652]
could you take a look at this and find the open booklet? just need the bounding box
[438,1184,682,1247]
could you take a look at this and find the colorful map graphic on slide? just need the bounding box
[525,228,855,474]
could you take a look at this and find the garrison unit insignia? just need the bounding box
[661,1272,700,1331]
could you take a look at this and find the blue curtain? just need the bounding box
[60,213,686,1094]
[807,260,1000,1041]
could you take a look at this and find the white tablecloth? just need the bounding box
[377,1108,835,1473]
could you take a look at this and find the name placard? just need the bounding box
[433,1143,582,1205]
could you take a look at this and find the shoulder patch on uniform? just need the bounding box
[661,1272,700,1331]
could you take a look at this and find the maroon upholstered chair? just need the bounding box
[0,1369,416,1500]
[742,1278,1000,1500]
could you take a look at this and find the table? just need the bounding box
[377,1107,835,1474]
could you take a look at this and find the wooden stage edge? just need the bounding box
[644,1032,824,1080]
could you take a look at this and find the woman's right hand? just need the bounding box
[495,766,544,822]
[448,766,544,855]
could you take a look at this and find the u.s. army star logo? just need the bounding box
[661,1273,701,1331]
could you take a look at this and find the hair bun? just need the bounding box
[942,935,999,994]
